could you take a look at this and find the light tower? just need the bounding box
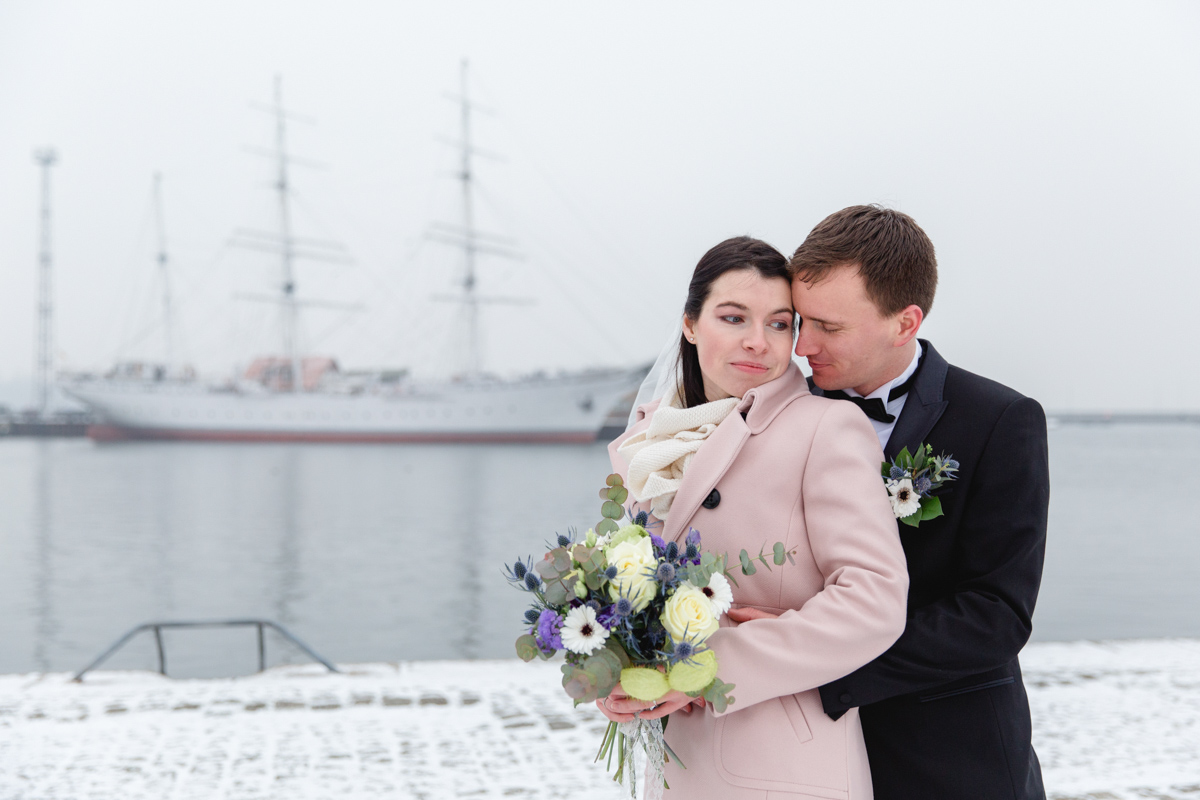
[33,148,57,417]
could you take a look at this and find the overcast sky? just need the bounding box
[2,1,1198,411]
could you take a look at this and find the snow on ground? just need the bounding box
[0,639,1197,799]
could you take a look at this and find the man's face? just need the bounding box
[792,266,908,396]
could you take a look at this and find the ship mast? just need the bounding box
[33,148,57,416]
[429,60,523,377]
[152,172,175,369]
[271,77,303,393]
[457,61,481,376]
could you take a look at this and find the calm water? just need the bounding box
[1,424,1198,677]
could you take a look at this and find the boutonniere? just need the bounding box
[882,444,959,527]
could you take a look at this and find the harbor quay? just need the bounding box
[1,639,1198,800]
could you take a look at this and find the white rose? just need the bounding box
[662,583,719,645]
[606,535,658,612]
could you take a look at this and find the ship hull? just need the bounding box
[65,369,640,445]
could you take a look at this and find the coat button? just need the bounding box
[702,489,720,509]
[839,692,853,705]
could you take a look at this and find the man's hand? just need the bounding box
[726,607,780,624]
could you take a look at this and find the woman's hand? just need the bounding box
[596,685,702,722]
[726,607,780,624]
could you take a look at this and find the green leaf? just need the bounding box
[599,488,612,500]
[738,549,757,575]
[773,542,787,566]
[515,634,540,662]
[596,518,618,535]
[899,510,922,528]
[912,446,927,473]
[920,496,944,521]
[607,486,629,505]
[881,461,893,478]
[562,663,600,702]
[606,473,623,487]
[895,446,913,468]
[601,500,624,520]
[604,638,632,669]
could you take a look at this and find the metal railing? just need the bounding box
[72,619,339,682]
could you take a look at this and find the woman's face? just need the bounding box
[682,269,795,402]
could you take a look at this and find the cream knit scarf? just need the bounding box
[617,391,740,520]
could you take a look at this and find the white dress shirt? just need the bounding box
[843,342,924,450]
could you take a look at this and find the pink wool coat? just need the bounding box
[608,363,908,800]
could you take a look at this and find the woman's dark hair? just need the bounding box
[678,236,791,409]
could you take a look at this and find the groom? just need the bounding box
[735,205,1049,799]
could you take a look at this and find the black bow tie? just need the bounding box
[823,368,920,425]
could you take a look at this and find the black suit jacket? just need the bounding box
[814,341,1049,800]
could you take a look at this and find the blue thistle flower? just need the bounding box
[613,597,635,617]
[671,638,696,662]
[557,533,572,548]
[685,543,699,561]
[504,557,536,588]
[631,509,650,527]
[523,572,542,591]
[664,541,679,561]
[946,459,960,472]
[655,562,676,583]
[603,565,618,581]
[889,465,907,480]
[914,475,933,495]
[523,608,540,624]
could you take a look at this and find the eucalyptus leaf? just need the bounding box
[601,500,624,520]
[515,634,540,662]
[606,474,623,487]
[596,518,618,535]
[738,549,757,575]
[773,542,787,566]
[608,486,629,505]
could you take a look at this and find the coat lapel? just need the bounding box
[661,410,749,542]
[885,339,949,460]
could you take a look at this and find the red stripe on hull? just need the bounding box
[86,424,598,444]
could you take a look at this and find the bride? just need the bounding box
[599,236,907,799]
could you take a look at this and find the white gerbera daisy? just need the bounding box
[561,605,609,655]
[700,572,734,616]
[888,478,922,518]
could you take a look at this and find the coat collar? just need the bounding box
[659,363,810,542]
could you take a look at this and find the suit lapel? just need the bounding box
[885,339,949,460]
[662,410,750,543]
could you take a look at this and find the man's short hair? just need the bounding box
[789,205,937,317]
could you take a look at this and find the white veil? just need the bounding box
[628,316,684,429]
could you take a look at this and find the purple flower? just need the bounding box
[534,609,563,652]
[596,604,620,630]
[686,528,701,547]
[650,534,667,553]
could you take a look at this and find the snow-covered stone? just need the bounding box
[0,639,1196,799]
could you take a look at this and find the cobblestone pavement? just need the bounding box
[0,640,1197,799]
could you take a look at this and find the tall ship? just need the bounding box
[63,69,644,443]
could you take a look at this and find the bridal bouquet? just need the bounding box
[882,443,959,527]
[504,474,792,798]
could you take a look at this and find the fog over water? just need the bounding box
[2,1,1199,412]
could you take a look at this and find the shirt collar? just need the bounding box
[845,341,924,402]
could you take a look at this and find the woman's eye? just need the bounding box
[769,321,791,331]
[721,315,744,324]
